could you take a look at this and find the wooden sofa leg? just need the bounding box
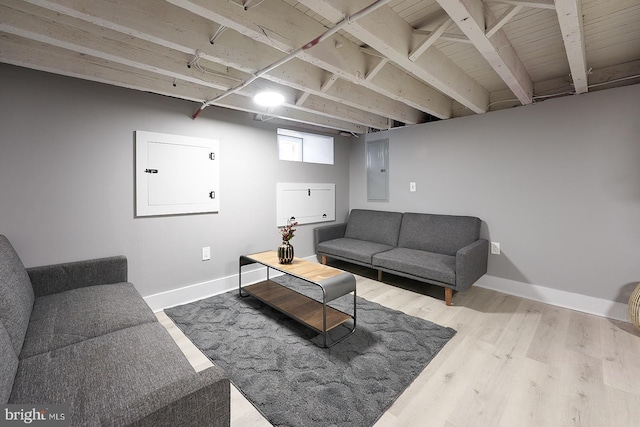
[445,288,453,306]
[321,255,327,265]
[377,270,382,281]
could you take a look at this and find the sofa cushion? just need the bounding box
[373,248,456,285]
[0,322,18,404]
[19,282,158,359]
[27,256,128,298]
[397,213,481,256]
[9,322,199,425]
[0,236,34,356]
[317,238,394,264]
[344,209,403,247]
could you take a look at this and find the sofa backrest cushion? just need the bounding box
[0,235,34,356]
[344,209,403,247]
[0,322,18,403]
[398,213,481,256]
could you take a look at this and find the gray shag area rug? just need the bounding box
[165,275,456,427]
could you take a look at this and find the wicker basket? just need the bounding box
[629,282,640,330]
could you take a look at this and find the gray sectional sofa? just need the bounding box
[314,209,488,305]
[0,235,230,426]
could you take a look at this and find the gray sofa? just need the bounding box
[0,235,230,426]
[314,209,488,305]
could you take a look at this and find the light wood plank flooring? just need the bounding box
[157,268,640,427]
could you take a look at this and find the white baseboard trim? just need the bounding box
[475,275,630,323]
[145,259,629,323]
[144,256,320,312]
[144,276,236,313]
[144,266,260,312]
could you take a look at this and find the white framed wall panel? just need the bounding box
[276,183,335,226]
[136,131,219,216]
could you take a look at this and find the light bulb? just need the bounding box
[253,91,285,107]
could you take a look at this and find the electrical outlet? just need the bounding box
[202,246,211,261]
[490,242,500,255]
[410,182,416,192]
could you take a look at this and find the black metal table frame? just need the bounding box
[239,255,356,348]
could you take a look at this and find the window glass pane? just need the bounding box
[278,134,303,162]
[302,134,333,165]
[277,128,334,165]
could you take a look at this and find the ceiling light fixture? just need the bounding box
[253,91,285,107]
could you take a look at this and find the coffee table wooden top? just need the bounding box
[244,250,345,283]
[240,250,357,346]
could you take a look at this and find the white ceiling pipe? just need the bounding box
[192,0,394,119]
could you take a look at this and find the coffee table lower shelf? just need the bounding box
[243,280,352,333]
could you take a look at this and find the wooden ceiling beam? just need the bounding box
[0,33,368,133]
[295,92,310,107]
[0,3,391,129]
[365,58,388,81]
[488,60,640,112]
[297,0,488,114]
[437,0,533,105]
[409,18,452,62]
[167,0,453,119]
[554,0,589,94]
[19,0,422,125]
[485,5,523,38]
[0,5,241,91]
[204,32,424,124]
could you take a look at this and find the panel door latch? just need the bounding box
[209,191,216,199]
[144,169,158,174]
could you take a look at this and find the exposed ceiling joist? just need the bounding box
[167,0,453,119]
[20,0,421,128]
[486,5,524,38]
[297,0,489,114]
[295,92,310,107]
[554,0,589,94]
[365,57,388,81]
[0,5,241,91]
[437,0,533,105]
[320,74,339,92]
[409,17,452,62]
[206,33,424,124]
[0,0,637,134]
[0,3,393,130]
[0,33,367,133]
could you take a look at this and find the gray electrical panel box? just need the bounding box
[366,138,389,202]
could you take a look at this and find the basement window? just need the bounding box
[277,128,334,165]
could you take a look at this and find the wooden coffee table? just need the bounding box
[239,251,356,347]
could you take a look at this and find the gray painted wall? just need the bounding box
[0,64,351,297]
[350,84,640,303]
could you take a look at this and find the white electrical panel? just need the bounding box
[276,183,335,226]
[136,131,219,217]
